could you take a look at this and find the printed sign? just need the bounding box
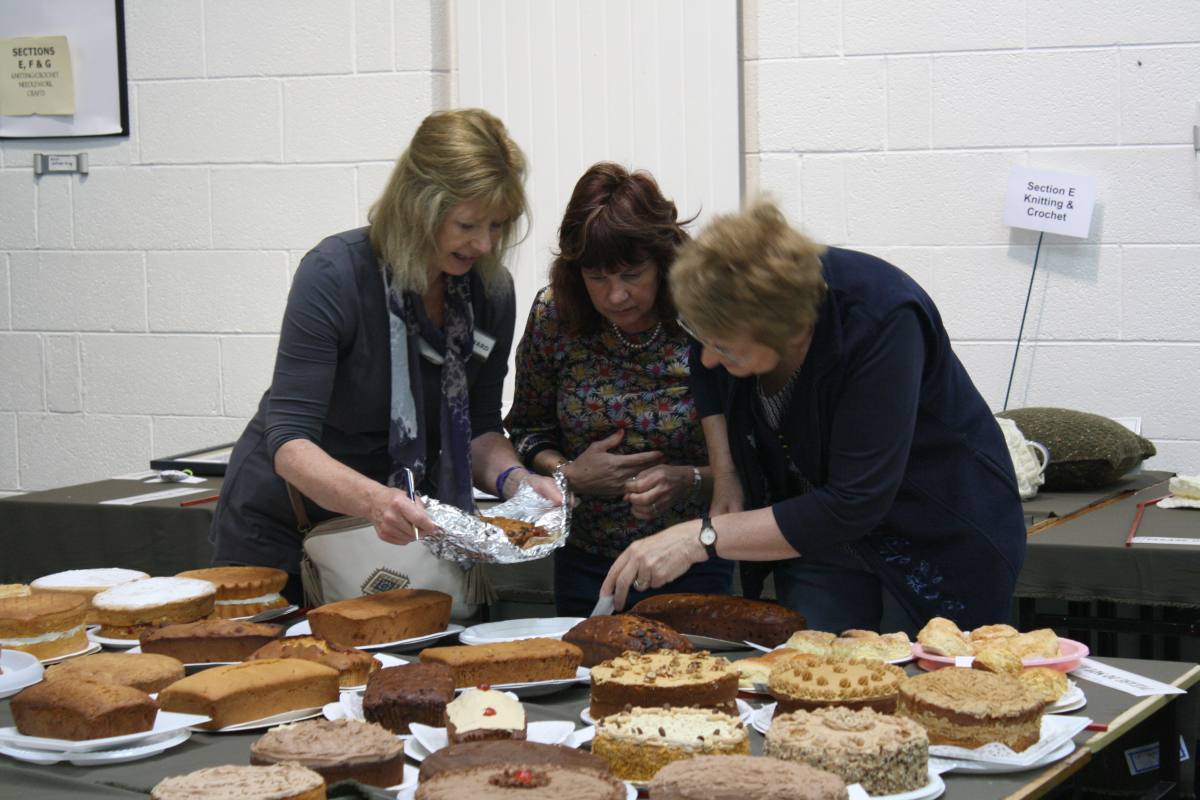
[1071,658,1186,697]
[1004,166,1096,238]
[0,35,75,116]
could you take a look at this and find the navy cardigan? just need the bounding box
[691,246,1026,628]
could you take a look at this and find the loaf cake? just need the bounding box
[897,668,1045,751]
[419,638,582,686]
[151,764,326,800]
[593,706,749,782]
[31,568,148,622]
[768,656,906,714]
[176,566,289,619]
[12,679,157,740]
[157,658,339,730]
[307,588,451,647]
[735,649,820,690]
[648,754,849,800]
[248,635,378,687]
[139,619,284,663]
[782,629,837,655]
[43,651,185,693]
[589,649,739,719]
[563,614,692,667]
[0,592,89,660]
[765,706,928,795]
[629,593,806,647]
[91,576,217,638]
[445,687,527,743]
[415,765,625,800]
[363,662,455,734]
[419,740,610,783]
[250,718,406,787]
[831,630,912,662]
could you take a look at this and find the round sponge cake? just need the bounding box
[649,754,848,800]
[176,567,288,619]
[92,577,216,638]
[0,592,89,660]
[152,764,326,800]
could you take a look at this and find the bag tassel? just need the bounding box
[300,554,326,608]
[464,564,497,607]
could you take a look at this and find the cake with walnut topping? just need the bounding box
[588,650,738,719]
[768,656,906,714]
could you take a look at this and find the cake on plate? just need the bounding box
[415,765,625,800]
[139,619,284,663]
[43,651,184,693]
[363,662,455,734]
[897,667,1045,751]
[445,687,526,743]
[782,630,836,656]
[562,614,692,667]
[419,740,610,782]
[307,588,451,647]
[176,566,289,619]
[648,754,849,800]
[419,638,582,686]
[91,577,217,639]
[830,630,912,661]
[1017,667,1070,704]
[151,764,326,800]
[31,568,148,622]
[0,592,89,660]
[248,634,379,687]
[12,679,157,740]
[589,649,738,719]
[250,718,405,787]
[592,706,749,782]
[768,655,906,714]
[157,658,339,730]
[629,593,806,647]
[765,706,928,795]
[735,649,820,690]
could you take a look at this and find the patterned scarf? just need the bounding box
[383,265,476,512]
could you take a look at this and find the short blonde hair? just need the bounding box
[369,108,528,295]
[670,200,827,352]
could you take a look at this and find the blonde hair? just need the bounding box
[670,200,827,352]
[368,108,528,295]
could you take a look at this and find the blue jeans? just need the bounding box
[553,544,735,617]
[773,548,922,636]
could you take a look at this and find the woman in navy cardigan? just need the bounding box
[601,202,1026,634]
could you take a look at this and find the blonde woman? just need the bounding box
[210,109,559,604]
[602,201,1026,634]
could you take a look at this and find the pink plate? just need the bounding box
[912,637,1089,672]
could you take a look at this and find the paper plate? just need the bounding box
[86,627,140,649]
[286,620,465,652]
[193,706,324,733]
[459,617,584,645]
[582,698,753,727]
[913,638,1089,672]
[1048,681,1086,714]
[325,690,517,725]
[932,739,1076,774]
[458,666,590,698]
[404,719,576,762]
[0,728,192,766]
[0,711,210,752]
[927,715,1090,769]
[0,650,44,699]
[846,766,946,800]
[39,641,102,665]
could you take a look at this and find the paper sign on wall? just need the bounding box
[0,35,75,116]
[1004,166,1096,239]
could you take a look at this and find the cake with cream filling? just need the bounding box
[768,656,906,714]
[43,651,184,693]
[0,592,89,660]
[589,650,738,719]
[31,568,148,622]
[445,687,526,743]
[176,567,289,619]
[151,764,326,800]
[765,706,928,795]
[415,765,625,800]
[91,577,216,639]
[648,754,849,800]
[250,718,406,787]
[897,668,1045,752]
[592,706,749,782]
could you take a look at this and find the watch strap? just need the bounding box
[700,514,718,560]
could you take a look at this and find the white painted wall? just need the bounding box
[743,0,1200,473]
[0,0,450,492]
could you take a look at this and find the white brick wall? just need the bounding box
[0,0,448,491]
[745,0,1200,474]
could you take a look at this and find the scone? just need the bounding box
[782,630,836,656]
[971,646,1024,675]
[916,617,972,657]
[1008,629,1061,659]
[1018,667,1069,704]
[831,631,911,661]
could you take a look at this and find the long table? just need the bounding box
[2,653,1196,799]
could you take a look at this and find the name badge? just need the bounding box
[419,329,496,365]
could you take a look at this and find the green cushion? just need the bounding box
[996,407,1157,490]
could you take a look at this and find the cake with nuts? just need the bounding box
[592,706,749,782]
[765,706,928,795]
[648,753,849,800]
[415,765,625,800]
[735,650,821,691]
[768,656,906,714]
[563,614,692,667]
[588,650,738,719]
[897,667,1045,752]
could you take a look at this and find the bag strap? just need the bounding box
[286,482,313,535]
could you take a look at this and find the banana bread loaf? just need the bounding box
[629,593,806,647]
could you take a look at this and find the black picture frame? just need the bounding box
[0,0,129,139]
[149,444,235,477]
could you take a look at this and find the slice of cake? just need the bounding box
[628,593,806,647]
[897,668,1045,752]
[0,592,89,660]
[151,764,326,800]
[592,706,749,782]
[43,651,184,693]
[563,614,692,667]
[419,740,610,783]
[589,649,738,719]
[765,706,928,795]
[31,568,149,622]
[782,629,836,656]
[139,619,284,663]
[363,663,455,734]
[91,577,217,639]
[768,656,906,714]
[419,638,582,686]
[307,589,451,647]
[248,635,379,687]
[415,765,625,800]
[12,679,157,740]
[176,566,289,619]
[649,754,849,800]
[250,718,406,788]
[157,658,339,730]
[445,687,527,743]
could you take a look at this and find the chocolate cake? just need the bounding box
[250,718,406,787]
[363,662,455,734]
[419,740,610,783]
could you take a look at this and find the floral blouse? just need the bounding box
[508,287,708,558]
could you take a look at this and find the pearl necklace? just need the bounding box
[609,320,663,352]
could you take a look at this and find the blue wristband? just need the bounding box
[496,465,524,499]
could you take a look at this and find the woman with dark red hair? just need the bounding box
[507,162,732,615]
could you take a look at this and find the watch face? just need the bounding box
[699,526,717,546]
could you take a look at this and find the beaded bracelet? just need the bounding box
[495,465,525,500]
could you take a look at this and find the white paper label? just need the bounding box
[1130,537,1200,546]
[1004,166,1096,238]
[1070,658,1186,696]
[99,487,207,506]
[954,656,975,667]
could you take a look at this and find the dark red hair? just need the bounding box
[550,162,692,335]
